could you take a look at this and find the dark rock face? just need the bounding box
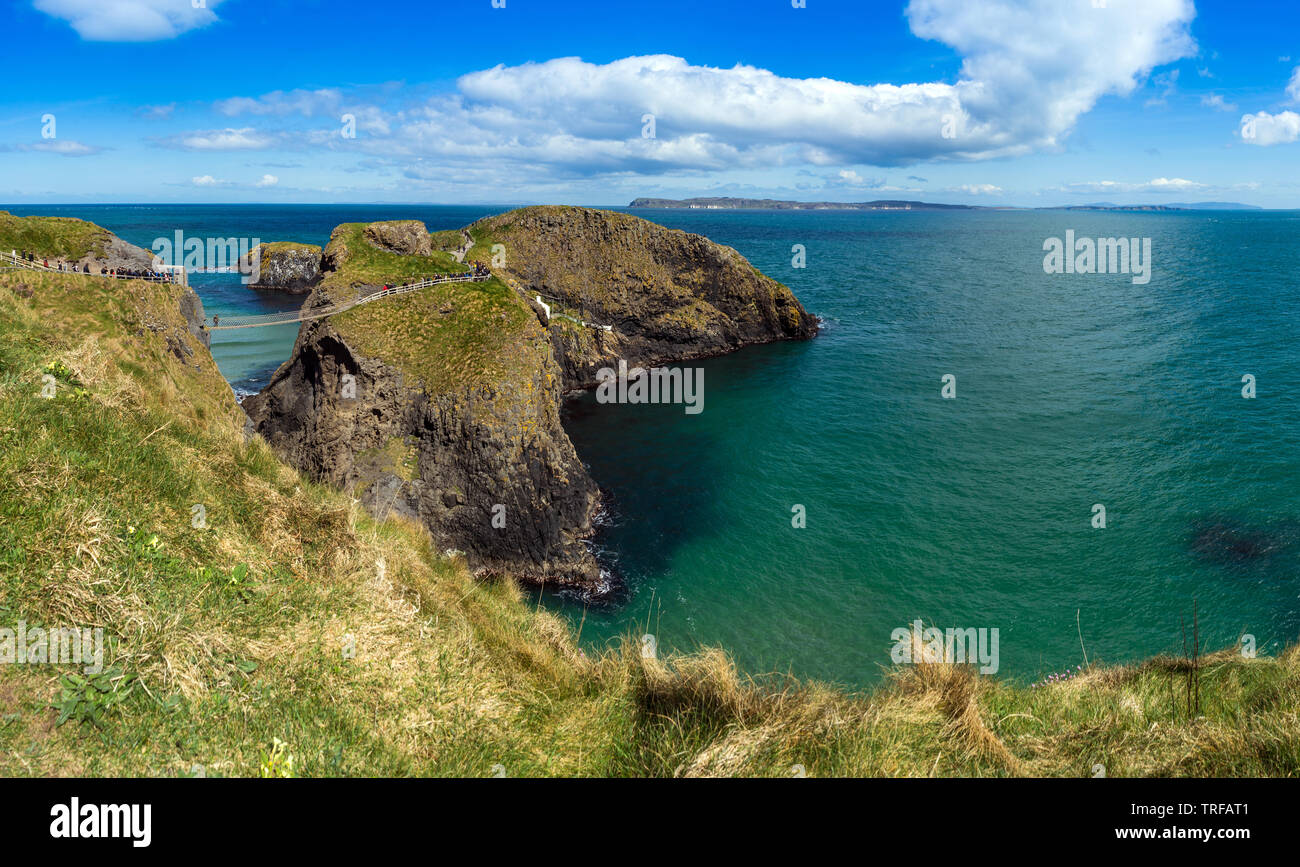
[243,314,605,596]
[468,206,819,389]
[247,244,323,294]
[363,221,432,257]
[177,287,210,349]
[99,234,155,271]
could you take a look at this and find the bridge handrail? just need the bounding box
[0,249,182,283]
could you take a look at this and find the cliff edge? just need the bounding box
[245,206,818,598]
[463,205,818,388]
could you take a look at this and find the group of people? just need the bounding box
[100,265,180,282]
[8,249,178,283]
[378,262,491,292]
[10,250,62,270]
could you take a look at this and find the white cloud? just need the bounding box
[182,0,1196,185]
[22,140,103,156]
[166,128,277,150]
[255,174,279,187]
[904,0,1194,150]
[399,0,1194,174]
[948,183,1003,195]
[444,0,1194,171]
[137,103,176,120]
[1145,68,1180,107]
[216,89,343,118]
[1145,177,1206,191]
[34,0,225,42]
[828,169,887,189]
[191,175,225,187]
[1238,67,1300,146]
[1240,111,1300,146]
[1062,177,1206,193]
[1201,93,1236,111]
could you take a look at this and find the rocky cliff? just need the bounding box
[246,207,817,598]
[247,242,323,293]
[463,206,818,389]
[245,227,606,595]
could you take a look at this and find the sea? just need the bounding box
[8,203,1299,687]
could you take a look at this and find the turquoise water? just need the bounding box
[10,205,1299,686]
[558,209,1300,685]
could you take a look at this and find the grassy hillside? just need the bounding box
[332,275,537,393]
[1,269,1299,776]
[321,222,469,288]
[0,211,114,261]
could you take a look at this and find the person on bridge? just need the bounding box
[212,314,220,328]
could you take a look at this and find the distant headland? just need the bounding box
[629,197,1265,212]
[628,197,978,211]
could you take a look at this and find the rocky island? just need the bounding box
[244,206,817,598]
[245,242,324,293]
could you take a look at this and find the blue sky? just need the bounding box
[2,0,1299,206]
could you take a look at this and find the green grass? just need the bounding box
[0,211,113,261]
[1,267,1299,778]
[332,275,537,393]
[321,222,470,288]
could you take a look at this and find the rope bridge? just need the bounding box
[209,273,489,330]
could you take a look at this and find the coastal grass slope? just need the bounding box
[321,221,470,289]
[1,270,1299,776]
[0,211,112,262]
[331,274,532,394]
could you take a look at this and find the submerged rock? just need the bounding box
[1190,517,1293,566]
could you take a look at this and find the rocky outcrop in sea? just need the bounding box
[244,206,817,598]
